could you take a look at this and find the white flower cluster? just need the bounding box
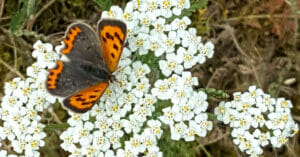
[215,86,299,156]
[0,41,58,156]
[152,72,213,141]
[101,0,213,144]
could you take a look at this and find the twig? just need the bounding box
[273,147,278,157]
[0,16,10,20]
[224,14,300,22]
[26,0,56,30]
[11,38,17,69]
[0,0,5,24]
[200,146,212,157]
[233,145,242,157]
[290,0,299,51]
[227,25,249,58]
[228,25,263,88]
[48,108,62,124]
[198,131,230,147]
[285,143,296,157]
[293,115,300,122]
[0,58,25,80]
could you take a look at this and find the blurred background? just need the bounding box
[0,0,299,156]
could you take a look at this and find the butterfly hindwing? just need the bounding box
[63,82,109,113]
[46,59,109,97]
[62,23,106,67]
[98,19,127,73]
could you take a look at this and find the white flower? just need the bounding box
[129,33,150,55]
[130,61,151,82]
[67,112,89,126]
[159,53,183,76]
[151,18,166,34]
[177,47,199,69]
[270,129,289,148]
[151,79,173,100]
[4,77,22,95]
[191,91,208,114]
[197,42,214,63]
[132,78,150,98]
[232,112,252,130]
[171,88,192,105]
[231,128,246,145]
[251,111,265,128]
[159,107,175,125]
[173,102,195,122]
[183,121,198,141]
[125,134,144,154]
[92,131,110,151]
[172,0,190,15]
[195,114,212,137]
[181,28,201,50]
[95,115,113,133]
[147,120,163,138]
[106,130,124,149]
[142,133,158,151]
[253,129,270,146]
[169,17,191,36]
[276,98,292,113]
[163,31,181,53]
[170,122,187,140]
[121,114,143,134]
[102,6,124,18]
[159,0,174,18]
[149,32,166,57]
[60,128,76,152]
[117,148,137,157]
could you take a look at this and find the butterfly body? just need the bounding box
[46,19,127,113]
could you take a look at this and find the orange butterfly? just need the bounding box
[46,19,127,113]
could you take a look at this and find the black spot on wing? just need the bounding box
[114,32,123,44]
[111,53,115,58]
[89,95,97,98]
[113,44,119,51]
[106,32,114,40]
[102,36,107,43]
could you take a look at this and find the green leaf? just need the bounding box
[10,0,41,33]
[198,88,229,99]
[45,123,70,130]
[93,0,112,11]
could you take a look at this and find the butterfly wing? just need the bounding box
[47,59,109,97]
[63,82,108,113]
[98,19,127,73]
[61,22,106,68]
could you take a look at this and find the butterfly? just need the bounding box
[46,19,127,113]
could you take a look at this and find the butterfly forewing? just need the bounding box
[98,19,127,73]
[61,23,107,68]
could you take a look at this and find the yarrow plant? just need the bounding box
[215,86,299,156]
[0,0,298,157]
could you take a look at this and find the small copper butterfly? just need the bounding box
[46,19,127,113]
